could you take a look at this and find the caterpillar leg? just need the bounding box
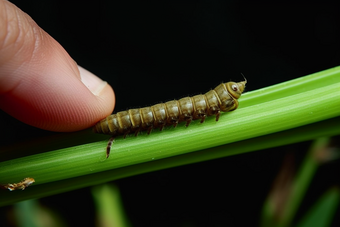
[106,137,115,158]
[170,117,179,128]
[146,126,153,135]
[158,121,166,131]
[123,131,130,139]
[183,114,193,127]
[194,109,207,123]
[198,113,206,123]
[185,118,192,127]
[134,128,141,136]
[208,106,221,121]
[215,111,221,121]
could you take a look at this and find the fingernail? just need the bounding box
[78,66,107,96]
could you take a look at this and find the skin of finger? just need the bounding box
[0,0,115,132]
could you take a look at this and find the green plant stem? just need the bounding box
[1,66,340,206]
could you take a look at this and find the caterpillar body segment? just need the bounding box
[94,80,246,158]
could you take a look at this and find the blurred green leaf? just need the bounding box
[92,183,131,227]
[296,188,340,227]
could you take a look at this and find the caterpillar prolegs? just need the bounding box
[93,80,246,158]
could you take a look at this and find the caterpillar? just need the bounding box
[1,177,35,191]
[94,79,246,158]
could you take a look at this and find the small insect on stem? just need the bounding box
[0,177,35,191]
[94,79,247,158]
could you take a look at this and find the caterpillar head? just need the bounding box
[226,79,247,99]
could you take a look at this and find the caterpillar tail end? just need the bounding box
[93,122,102,134]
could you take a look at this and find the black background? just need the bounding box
[1,1,340,226]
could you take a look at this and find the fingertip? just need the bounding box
[0,0,116,132]
[83,69,116,125]
[79,66,108,97]
[78,65,115,121]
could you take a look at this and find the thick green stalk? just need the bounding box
[1,66,340,206]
